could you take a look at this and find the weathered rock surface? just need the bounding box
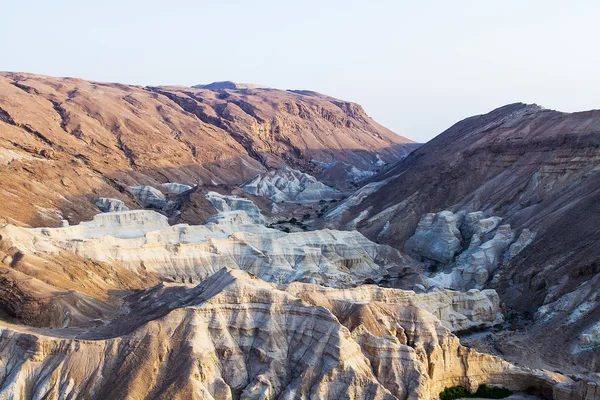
[162,182,193,194]
[242,166,343,203]
[405,211,462,265]
[0,72,413,227]
[0,223,160,328]
[406,210,529,291]
[0,268,575,400]
[336,103,600,376]
[129,185,169,209]
[503,228,535,262]
[95,197,129,212]
[24,209,417,287]
[283,283,504,332]
[206,190,265,224]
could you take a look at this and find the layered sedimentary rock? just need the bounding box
[405,211,462,265]
[283,282,504,332]
[242,166,343,203]
[0,223,160,328]
[0,269,573,400]
[206,191,265,224]
[24,209,416,287]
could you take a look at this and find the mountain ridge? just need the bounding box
[332,102,600,374]
[0,71,413,227]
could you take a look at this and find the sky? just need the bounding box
[2,0,599,143]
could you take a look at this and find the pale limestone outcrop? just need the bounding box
[242,166,342,203]
[325,177,392,221]
[162,182,193,194]
[0,269,572,400]
[409,211,535,290]
[206,191,265,224]
[460,212,501,242]
[95,197,129,212]
[283,283,504,332]
[34,209,170,240]
[450,224,514,289]
[554,380,600,400]
[129,185,168,208]
[405,211,462,265]
[504,228,536,262]
[24,209,415,287]
[578,322,600,351]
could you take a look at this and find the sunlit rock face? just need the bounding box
[0,72,413,228]
[283,282,505,332]
[25,208,417,287]
[0,192,587,399]
[205,191,265,224]
[0,269,570,400]
[242,166,343,203]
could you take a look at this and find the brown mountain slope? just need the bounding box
[0,72,412,226]
[330,103,600,373]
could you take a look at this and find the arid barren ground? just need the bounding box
[0,73,598,399]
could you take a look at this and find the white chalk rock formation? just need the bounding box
[161,182,193,194]
[129,185,168,209]
[504,228,536,262]
[409,211,535,291]
[405,211,462,265]
[206,191,265,224]
[95,197,129,212]
[0,268,571,400]
[26,209,414,286]
[34,210,170,240]
[242,166,342,203]
[460,212,502,241]
[451,224,514,288]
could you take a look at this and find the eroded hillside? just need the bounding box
[0,73,412,227]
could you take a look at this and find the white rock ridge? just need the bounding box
[161,182,193,194]
[27,209,415,287]
[242,166,343,203]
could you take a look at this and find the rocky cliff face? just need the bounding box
[405,210,530,291]
[333,103,600,377]
[0,72,413,227]
[21,205,417,287]
[0,268,574,400]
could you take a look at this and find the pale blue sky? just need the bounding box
[2,0,599,142]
